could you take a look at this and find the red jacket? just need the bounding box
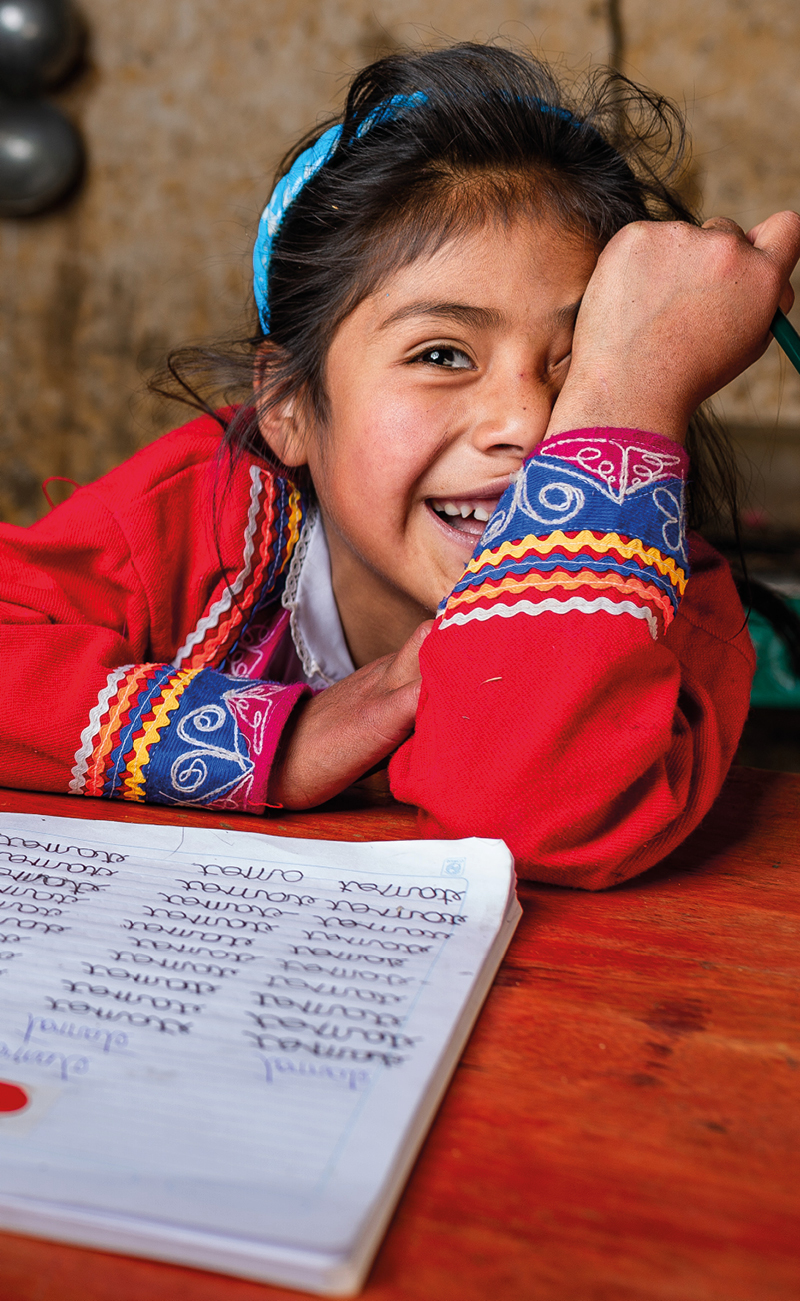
[0,415,754,888]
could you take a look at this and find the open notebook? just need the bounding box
[0,813,520,1295]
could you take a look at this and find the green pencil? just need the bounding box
[771,308,800,374]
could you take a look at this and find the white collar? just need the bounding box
[280,505,354,691]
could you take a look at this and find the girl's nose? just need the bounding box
[469,371,553,462]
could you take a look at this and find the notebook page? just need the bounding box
[0,814,516,1267]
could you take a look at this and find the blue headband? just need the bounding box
[253,92,587,333]
[253,93,426,333]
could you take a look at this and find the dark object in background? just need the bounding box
[0,0,81,93]
[0,0,84,215]
[736,707,800,773]
[735,574,800,680]
[730,569,800,772]
[0,96,82,213]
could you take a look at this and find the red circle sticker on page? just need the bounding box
[0,1082,30,1113]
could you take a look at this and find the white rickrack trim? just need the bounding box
[172,465,263,670]
[68,664,133,794]
[439,595,659,641]
[280,502,335,685]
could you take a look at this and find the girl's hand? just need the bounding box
[548,210,800,444]
[270,621,432,809]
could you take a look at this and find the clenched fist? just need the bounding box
[548,210,800,444]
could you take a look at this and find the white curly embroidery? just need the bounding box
[481,472,585,547]
[163,682,279,803]
[482,440,686,559]
[168,703,248,797]
[653,486,687,562]
[542,437,683,504]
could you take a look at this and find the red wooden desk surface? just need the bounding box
[0,767,798,1301]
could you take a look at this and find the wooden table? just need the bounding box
[0,767,798,1301]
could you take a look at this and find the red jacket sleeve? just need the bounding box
[0,418,307,811]
[389,428,755,889]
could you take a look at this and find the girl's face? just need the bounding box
[270,213,598,663]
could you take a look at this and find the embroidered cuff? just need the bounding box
[70,664,308,812]
[438,429,689,642]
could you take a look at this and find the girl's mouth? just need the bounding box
[427,496,501,542]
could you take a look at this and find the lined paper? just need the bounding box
[0,814,517,1291]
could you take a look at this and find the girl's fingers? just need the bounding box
[382,619,433,690]
[701,216,746,237]
[702,212,800,286]
[745,210,800,274]
[745,211,800,316]
[273,622,434,808]
[745,218,767,247]
[550,208,800,445]
[355,675,421,751]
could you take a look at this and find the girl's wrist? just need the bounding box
[545,369,690,446]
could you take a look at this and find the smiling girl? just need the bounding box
[2,44,799,887]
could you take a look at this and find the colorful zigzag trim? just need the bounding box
[172,468,303,672]
[438,431,689,641]
[69,465,304,800]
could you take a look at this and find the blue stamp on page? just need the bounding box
[441,859,465,876]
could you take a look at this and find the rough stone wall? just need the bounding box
[1,0,799,526]
[623,0,800,531]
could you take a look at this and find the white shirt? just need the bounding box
[268,505,355,691]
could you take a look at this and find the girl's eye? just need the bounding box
[413,346,474,370]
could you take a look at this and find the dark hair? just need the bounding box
[154,41,738,530]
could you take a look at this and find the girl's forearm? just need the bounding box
[389,426,754,888]
[545,212,800,447]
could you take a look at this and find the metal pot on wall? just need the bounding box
[0,0,84,215]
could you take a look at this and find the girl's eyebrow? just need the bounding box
[379,301,505,331]
[550,299,583,329]
[379,298,584,331]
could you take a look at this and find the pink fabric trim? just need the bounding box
[536,427,689,474]
[226,605,290,679]
[206,679,309,814]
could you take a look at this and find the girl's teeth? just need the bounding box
[431,499,493,524]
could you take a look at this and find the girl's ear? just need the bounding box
[256,394,309,469]
[253,346,310,469]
